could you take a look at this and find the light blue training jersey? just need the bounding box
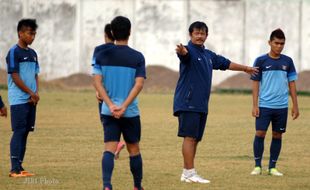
[251,54,297,109]
[6,45,39,106]
[92,45,146,117]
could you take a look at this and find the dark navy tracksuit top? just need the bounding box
[173,41,231,116]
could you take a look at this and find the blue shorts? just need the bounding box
[178,111,207,141]
[101,115,141,143]
[256,107,288,133]
[10,103,37,132]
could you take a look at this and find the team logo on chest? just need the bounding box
[34,57,37,62]
[282,65,287,70]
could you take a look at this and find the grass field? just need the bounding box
[0,90,309,190]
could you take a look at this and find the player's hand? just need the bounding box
[252,106,259,117]
[29,92,39,105]
[176,43,188,56]
[109,104,119,114]
[113,106,126,119]
[96,91,103,103]
[291,106,299,120]
[0,106,7,117]
[245,66,259,76]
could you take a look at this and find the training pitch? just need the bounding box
[0,91,309,190]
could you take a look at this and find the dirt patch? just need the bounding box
[2,67,307,92]
[0,69,6,85]
[215,71,310,92]
[50,73,93,90]
[1,66,180,92]
[144,65,178,93]
[48,65,179,92]
[215,73,251,90]
[297,71,310,91]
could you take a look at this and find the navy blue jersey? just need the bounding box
[92,45,146,117]
[91,43,115,66]
[251,54,297,108]
[173,41,231,115]
[6,45,39,106]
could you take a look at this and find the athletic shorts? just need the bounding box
[177,111,207,141]
[10,103,37,132]
[101,115,141,143]
[256,107,288,133]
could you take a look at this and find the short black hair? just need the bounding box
[17,18,38,32]
[189,21,208,34]
[104,23,115,41]
[270,28,285,41]
[111,16,131,41]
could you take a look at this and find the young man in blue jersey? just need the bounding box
[250,29,299,176]
[92,23,125,160]
[92,16,145,190]
[0,95,7,117]
[6,18,39,177]
[175,21,258,183]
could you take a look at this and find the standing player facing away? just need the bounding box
[92,23,125,160]
[92,16,146,190]
[250,29,299,176]
[174,21,258,184]
[6,18,39,177]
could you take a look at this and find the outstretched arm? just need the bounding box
[229,62,259,75]
[176,43,188,56]
[289,81,299,120]
[176,43,190,62]
[113,77,144,119]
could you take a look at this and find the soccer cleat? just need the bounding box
[250,167,262,175]
[9,172,27,178]
[115,141,125,160]
[268,168,283,176]
[180,173,210,184]
[21,170,35,176]
[104,187,111,190]
[134,187,144,190]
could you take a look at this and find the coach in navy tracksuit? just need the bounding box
[174,21,258,184]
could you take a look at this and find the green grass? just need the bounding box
[0,90,310,190]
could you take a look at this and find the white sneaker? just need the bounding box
[250,167,262,175]
[180,173,210,184]
[268,168,283,176]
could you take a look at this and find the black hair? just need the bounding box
[189,21,208,34]
[110,16,131,40]
[104,23,115,41]
[17,18,38,32]
[270,28,285,41]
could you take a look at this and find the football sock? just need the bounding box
[19,131,29,170]
[269,138,282,169]
[183,168,196,176]
[130,154,143,189]
[102,151,114,189]
[10,130,27,172]
[253,135,265,167]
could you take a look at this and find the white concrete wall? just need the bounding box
[0,0,308,85]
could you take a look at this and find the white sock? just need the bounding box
[183,168,196,176]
